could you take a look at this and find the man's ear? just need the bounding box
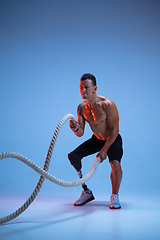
[94,86,97,92]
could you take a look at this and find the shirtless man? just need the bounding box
[68,73,123,209]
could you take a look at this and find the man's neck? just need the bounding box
[86,94,98,107]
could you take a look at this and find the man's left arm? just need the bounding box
[96,100,119,162]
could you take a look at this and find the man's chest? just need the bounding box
[83,105,106,124]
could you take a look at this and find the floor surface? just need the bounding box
[0,194,160,240]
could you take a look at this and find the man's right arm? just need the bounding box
[69,104,85,137]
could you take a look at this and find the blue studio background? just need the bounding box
[0,0,160,201]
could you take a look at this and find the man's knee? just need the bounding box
[110,160,122,172]
[68,151,82,171]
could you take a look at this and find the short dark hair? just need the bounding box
[80,73,97,86]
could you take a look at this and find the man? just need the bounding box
[68,73,123,209]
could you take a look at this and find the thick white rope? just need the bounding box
[0,114,100,224]
[0,152,100,187]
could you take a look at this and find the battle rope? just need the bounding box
[0,114,100,224]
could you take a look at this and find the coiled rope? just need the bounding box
[0,114,100,224]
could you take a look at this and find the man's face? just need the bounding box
[80,79,97,99]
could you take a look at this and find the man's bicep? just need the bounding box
[104,101,119,129]
[107,114,119,130]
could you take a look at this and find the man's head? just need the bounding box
[80,73,97,100]
[80,73,97,86]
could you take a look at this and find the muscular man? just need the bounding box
[68,73,123,209]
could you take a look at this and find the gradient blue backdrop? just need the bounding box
[0,0,160,200]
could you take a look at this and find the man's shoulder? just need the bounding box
[97,96,117,113]
[78,100,87,108]
[98,95,113,106]
[77,101,86,114]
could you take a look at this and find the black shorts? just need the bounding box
[68,134,123,171]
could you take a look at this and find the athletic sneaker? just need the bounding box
[110,194,121,209]
[74,189,95,206]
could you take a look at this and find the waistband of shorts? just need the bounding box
[92,133,121,142]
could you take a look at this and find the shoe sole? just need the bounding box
[74,196,95,206]
[109,206,121,209]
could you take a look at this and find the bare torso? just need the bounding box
[79,95,118,140]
